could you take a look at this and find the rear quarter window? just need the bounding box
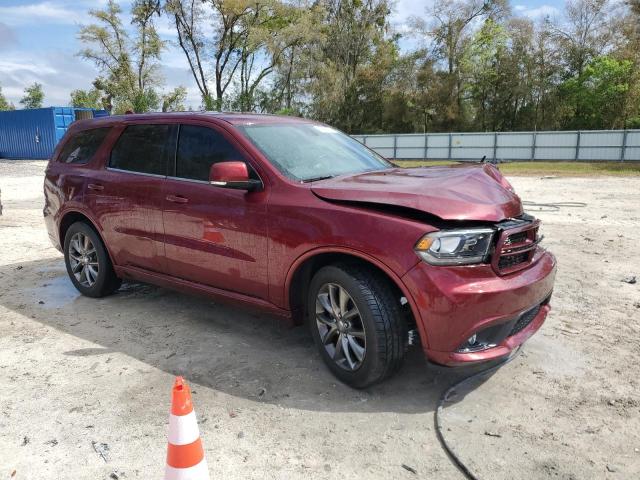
[58,127,111,164]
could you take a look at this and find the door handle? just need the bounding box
[87,183,104,191]
[166,194,189,204]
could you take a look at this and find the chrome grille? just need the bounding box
[492,219,540,275]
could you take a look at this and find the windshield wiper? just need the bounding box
[301,175,335,183]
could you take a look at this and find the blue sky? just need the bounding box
[0,0,565,109]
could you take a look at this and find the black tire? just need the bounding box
[307,264,407,388]
[63,221,121,298]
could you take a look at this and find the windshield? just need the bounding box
[237,123,392,181]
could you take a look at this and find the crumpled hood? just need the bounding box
[311,164,523,222]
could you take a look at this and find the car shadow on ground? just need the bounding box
[0,256,503,415]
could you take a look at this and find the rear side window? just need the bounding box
[58,128,110,164]
[109,124,172,175]
[176,125,246,181]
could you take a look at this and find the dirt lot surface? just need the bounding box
[1,160,639,479]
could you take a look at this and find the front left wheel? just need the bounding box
[63,221,121,298]
[307,264,408,388]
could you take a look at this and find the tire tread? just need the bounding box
[309,263,407,388]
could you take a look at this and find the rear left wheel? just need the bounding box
[64,222,121,298]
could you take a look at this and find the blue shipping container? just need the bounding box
[0,107,108,160]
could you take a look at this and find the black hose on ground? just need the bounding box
[434,347,522,480]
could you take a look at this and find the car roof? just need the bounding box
[72,111,320,129]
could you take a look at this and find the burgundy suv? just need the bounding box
[44,113,556,388]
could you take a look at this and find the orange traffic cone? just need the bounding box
[164,376,210,480]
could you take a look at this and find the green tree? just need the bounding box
[165,0,215,109]
[560,56,634,129]
[463,19,509,130]
[78,0,164,113]
[411,0,508,130]
[167,0,263,110]
[0,84,15,111]
[19,82,44,109]
[162,86,187,112]
[552,0,614,78]
[70,88,103,109]
[167,0,325,112]
[158,0,640,132]
[306,0,394,133]
[234,1,324,112]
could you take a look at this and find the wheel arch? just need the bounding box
[59,210,117,267]
[285,248,420,331]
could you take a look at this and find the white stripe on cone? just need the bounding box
[165,459,209,480]
[168,411,201,446]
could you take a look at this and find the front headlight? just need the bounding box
[414,228,495,265]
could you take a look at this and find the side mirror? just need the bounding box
[209,161,262,191]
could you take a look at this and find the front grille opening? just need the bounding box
[493,218,540,274]
[498,251,529,270]
[504,231,527,245]
[509,304,541,337]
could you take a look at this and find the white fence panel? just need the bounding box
[535,132,577,147]
[371,148,395,157]
[626,131,640,146]
[364,136,394,148]
[452,147,494,159]
[624,147,640,160]
[396,135,425,148]
[427,147,449,159]
[397,148,426,159]
[352,130,639,161]
[427,134,450,147]
[497,133,533,147]
[580,131,623,147]
[535,147,576,160]
[452,133,494,147]
[496,147,531,159]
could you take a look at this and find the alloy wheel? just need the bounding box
[68,232,99,288]
[315,283,366,371]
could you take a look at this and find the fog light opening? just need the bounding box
[456,333,496,353]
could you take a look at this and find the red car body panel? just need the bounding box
[311,165,523,221]
[44,112,557,367]
[402,248,555,363]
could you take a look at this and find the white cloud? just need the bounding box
[156,14,178,37]
[0,59,58,75]
[0,2,91,26]
[1,51,97,106]
[391,0,433,24]
[0,22,18,49]
[512,4,561,19]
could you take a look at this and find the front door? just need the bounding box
[162,123,269,300]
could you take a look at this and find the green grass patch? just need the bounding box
[393,160,640,176]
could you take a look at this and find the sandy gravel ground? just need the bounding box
[0,160,639,480]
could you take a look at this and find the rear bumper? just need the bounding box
[43,205,62,251]
[402,248,556,366]
[43,176,63,252]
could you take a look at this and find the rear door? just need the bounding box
[87,123,175,274]
[162,122,269,299]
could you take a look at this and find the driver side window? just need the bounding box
[176,125,253,181]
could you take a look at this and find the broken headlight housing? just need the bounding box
[414,228,495,266]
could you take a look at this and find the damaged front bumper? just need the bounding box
[401,248,557,366]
